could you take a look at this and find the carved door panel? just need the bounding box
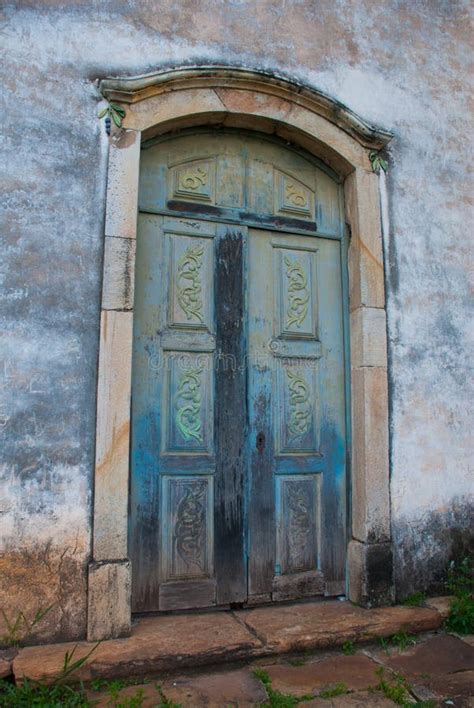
[130,214,247,611]
[247,230,346,601]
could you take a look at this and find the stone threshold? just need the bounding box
[11,597,450,684]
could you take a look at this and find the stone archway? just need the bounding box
[88,66,392,641]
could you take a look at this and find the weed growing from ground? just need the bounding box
[342,640,356,655]
[287,657,306,666]
[379,631,416,655]
[370,667,435,708]
[0,679,179,707]
[445,557,474,634]
[253,668,313,708]
[390,631,417,652]
[379,636,390,655]
[1,605,54,647]
[319,682,348,698]
[154,683,182,707]
[402,592,426,607]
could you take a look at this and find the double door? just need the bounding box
[130,213,347,611]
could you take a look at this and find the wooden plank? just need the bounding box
[247,229,276,596]
[130,215,163,612]
[317,239,347,589]
[272,571,325,602]
[214,225,247,604]
[159,580,216,611]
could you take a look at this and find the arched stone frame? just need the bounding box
[88,66,393,641]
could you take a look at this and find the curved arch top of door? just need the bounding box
[88,67,392,641]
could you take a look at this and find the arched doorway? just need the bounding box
[88,67,392,640]
[130,131,348,611]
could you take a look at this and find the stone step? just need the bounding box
[12,598,447,684]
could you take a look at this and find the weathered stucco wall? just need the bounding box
[1,0,472,641]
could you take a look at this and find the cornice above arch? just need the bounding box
[99,65,392,152]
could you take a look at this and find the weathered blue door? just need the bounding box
[130,132,347,611]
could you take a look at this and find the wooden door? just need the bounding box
[247,230,346,602]
[130,215,247,611]
[130,131,347,611]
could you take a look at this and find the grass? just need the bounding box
[253,668,313,708]
[370,667,436,708]
[342,640,356,655]
[445,557,474,634]
[319,682,348,698]
[0,679,90,707]
[89,677,147,693]
[390,631,417,651]
[402,592,426,607]
[379,631,416,655]
[154,684,182,708]
[287,657,306,666]
[0,679,181,707]
[1,605,54,647]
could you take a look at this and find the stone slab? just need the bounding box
[304,691,395,707]
[382,634,474,677]
[423,670,474,704]
[425,595,453,619]
[88,670,268,708]
[266,654,380,697]
[236,600,442,652]
[13,613,262,684]
[161,668,268,707]
[0,657,11,678]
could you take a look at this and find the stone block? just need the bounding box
[425,595,453,619]
[348,539,393,607]
[289,104,370,172]
[123,87,227,133]
[238,600,439,653]
[102,236,136,311]
[87,561,131,641]
[105,130,140,239]
[345,169,385,311]
[93,310,133,560]
[350,307,387,369]
[214,87,293,123]
[351,366,390,543]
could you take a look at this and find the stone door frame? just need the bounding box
[88,66,393,641]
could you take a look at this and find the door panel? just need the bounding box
[247,229,346,600]
[139,132,341,236]
[130,215,247,611]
